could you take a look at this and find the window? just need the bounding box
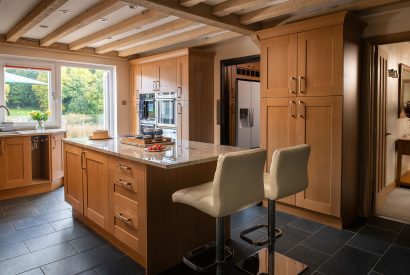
[0,59,56,126]
[60,65,113,138]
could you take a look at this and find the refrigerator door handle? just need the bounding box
[249,108,254,127]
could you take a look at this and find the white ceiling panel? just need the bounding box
[24,0,102,39]
[89,15,179,48]
[0,0,41,34]
[58,5,146,44]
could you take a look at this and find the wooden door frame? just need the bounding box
[220,55,260,145]
[362,31,410,216]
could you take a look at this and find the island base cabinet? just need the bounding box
[83,150,109,230]
[64,144,83,213]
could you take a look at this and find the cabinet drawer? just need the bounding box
[109,204,146,257]
[109,156,145,179]
[109,171,145,219]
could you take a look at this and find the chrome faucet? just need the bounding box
[0,105,10,116]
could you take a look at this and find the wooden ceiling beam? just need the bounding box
[179,0,207,7]
[118,25,222,56]
[239,0,331,25]
[96,18,196,54]
[6,0,69,42]
[121,0,260,34]
[40,0,125,47]
[69,9,166,51]
[213,0,269,17]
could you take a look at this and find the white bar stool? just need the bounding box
[237,144,311,275]
[172,148,267,274]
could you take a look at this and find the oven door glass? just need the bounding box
[145,100,156,120]
[157,99,176,126]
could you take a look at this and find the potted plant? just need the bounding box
[29,110,51,132]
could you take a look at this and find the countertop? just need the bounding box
[63,137,245,169]
[0,129,67,137]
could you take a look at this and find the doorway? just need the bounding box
[220,55,260,147]
[372,41,410,223]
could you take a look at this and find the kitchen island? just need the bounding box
[63,137,244,274]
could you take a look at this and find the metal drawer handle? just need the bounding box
[299,76,305,94]
[116,163,131,171]
[114,179,134,192]
[289,77,297,95]
[116,212,133,226]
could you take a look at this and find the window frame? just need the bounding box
[0,57,58,128]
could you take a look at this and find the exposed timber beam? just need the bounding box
[69,9,166,50]
[96,18,196,54]
[213,0,269,17]
[40,0,125,47]
[6,0,69,42]
[118,25,221,56]
[179,0,207,7]
[121,0,260,34]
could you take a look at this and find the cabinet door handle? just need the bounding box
[52,136,56,149]
[298,76,305,94]
[153,81,156,91]
[177,102,182,115]
[299,101,306,118]
[0,139,4,156]
[114,179,134,192]
[156,80,160,91]
[177,86,181,98]
[289,77,297,95]
[290,101,296,118]
[116,163,131,171]
[116,212,133,226]
[81,151,86,170]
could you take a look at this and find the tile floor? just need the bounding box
[0,187,409,275]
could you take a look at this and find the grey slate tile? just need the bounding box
[0,222,16,235]
[368,217,405,233]
[68,234,105,253]
[0,243,76,274]
[41,244,123,275]
[374,244,410,275]
[0,224,55,248]
[0,197,27,208]
[275,226,311,254]
[286,245,329,274]
[24,223,90,252]
[94,256,144,275]
[12,209,72,231]
[287,217,325,233]
[0,241,29,262]
[348,225,397,255]
[33,202,71,215]
[49,218,74,231]
[301,226,354,255]
[19,268,45,275]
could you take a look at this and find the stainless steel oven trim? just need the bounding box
[155,97,177,128]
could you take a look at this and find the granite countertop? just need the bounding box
[0,129,67,137]
[63,137,245,169]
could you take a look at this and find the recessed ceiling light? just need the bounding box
[129,4,138,9]
[59,9,70,14]
[39,25,48,29]
[107,37,112,40]
[135,27,141,30]
[100,18,109,22]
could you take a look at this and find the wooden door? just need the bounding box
[1,137,31,189]
[262,97,296,205]
[297,25,343,96]
[51,133,65,182]
[261,34,297,98]
[131,65,140,101]
[83,149,109,230]
[139,63,157,93]
[157,58,178,93]
[177,55,189,100]
[295,96,342,216]
[64,144,83,213]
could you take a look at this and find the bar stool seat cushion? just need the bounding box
[172,182,215,217]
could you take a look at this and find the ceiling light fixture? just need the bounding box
[39,25,48,29]
[59,9,70,14]
[100,18,109,22]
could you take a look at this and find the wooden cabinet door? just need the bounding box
[177,55,189,100]
[64,144,83,213]
[157,58,178,93]
[297,25,343,96]
[261,34,297,98]
[51,133,65,182]
[295,96,342,216]
[131,65,140,101]
[83,150,109,230]
[0,137,31,189]
[139,63,157,94]
[262,97,297,205]
[177,100,189,141]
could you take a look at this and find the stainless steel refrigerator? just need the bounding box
[237,80,260,148]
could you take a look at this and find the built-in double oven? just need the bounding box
[139,93,156,126]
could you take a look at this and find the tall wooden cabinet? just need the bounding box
[130,49,215,143]
[258,12,364,227]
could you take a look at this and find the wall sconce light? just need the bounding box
[388,69,399,78]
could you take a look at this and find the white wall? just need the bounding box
[203,35,260,144]
[362,6,410,38]
[380,42,410,185]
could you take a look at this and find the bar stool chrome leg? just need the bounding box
[216,217,224,275]
[268,200,275,275]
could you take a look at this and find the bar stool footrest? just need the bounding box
[240,225,283,246]
[182,242,233,272]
